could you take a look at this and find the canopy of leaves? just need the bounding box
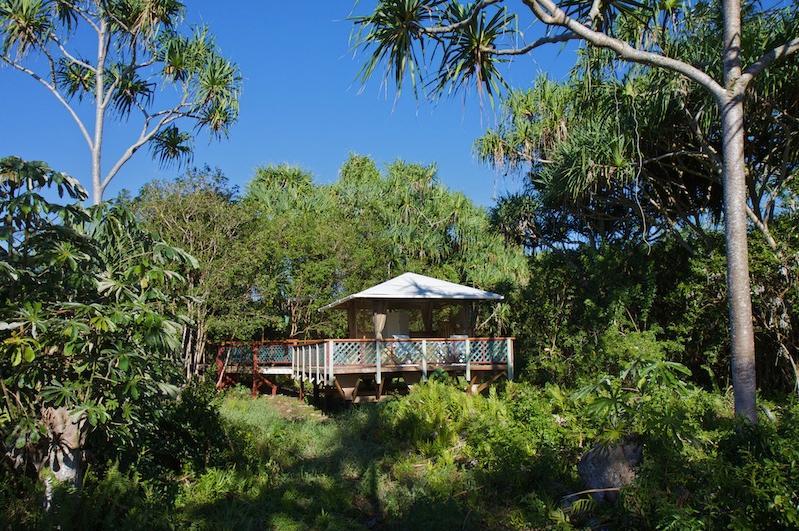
[135,156,528,345]
[0,156,195,470]
[478,2,799,250]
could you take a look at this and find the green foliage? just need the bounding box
[0,155,194,484]
[478,3,798,250]
[4,376,798,529]
[136,155,527,344]
[134,167,264,373]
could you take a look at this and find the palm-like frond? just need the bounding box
[352,0,443,96]
[0,0,52,56]
[149,125,192,168]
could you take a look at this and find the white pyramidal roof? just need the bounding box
[320,272,503,311]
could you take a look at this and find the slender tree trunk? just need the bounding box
[720,0,757,423]
[92,20,109,205]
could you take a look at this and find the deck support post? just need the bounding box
[252,344,259,397]
[377,377,385,400]
[421,340,428,382]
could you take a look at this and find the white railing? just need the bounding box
[217,337,514,386]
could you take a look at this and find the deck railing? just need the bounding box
[216,337,514,387]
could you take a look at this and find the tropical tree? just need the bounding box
[134,167,263,377]
[234,156,528,340]
[352,0,799,422]
[0,156,195,500]
[477,5,798,255]
[0,0,241,204]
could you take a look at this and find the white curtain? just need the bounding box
[372,302,387,340]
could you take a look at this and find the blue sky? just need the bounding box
[0,2,578,206]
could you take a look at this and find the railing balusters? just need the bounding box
[327,339,335,385]
[465,338,471,382]
[375,340,382,385]
[421,339,428,381]
[506,337,514,380]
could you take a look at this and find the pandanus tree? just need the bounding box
[0,0,241,204]
[478,5,798,255]
[0,156,196,500]
[352,0,799,423]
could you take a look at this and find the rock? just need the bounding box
[577,438,642,503]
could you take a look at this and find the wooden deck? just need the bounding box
[214,337,514,402]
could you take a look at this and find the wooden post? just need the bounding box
[291,344,295,380]
[506,338,514,380]
[252,344,259,397]
[465,338,471,383]
[315,343,320,384]
[375,340,382,385]
[421,340,428,382]
[215,345,232,390]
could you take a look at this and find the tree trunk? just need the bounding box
[91,19,109,206]
[41,407,88,509]
[720,0,757,423]
[720,95,757,423]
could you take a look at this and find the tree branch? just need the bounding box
[746,204,781,253]
[737,37,799,92]
[0,55,94,150]
[482,32,577,55]
[523,0,726,100]
[423,0,503,35]
[587,0,603,27]
[50,34,97,73]
[101,100,189,190]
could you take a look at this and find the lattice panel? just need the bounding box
[333,341,376,366]
[225,345,252,364]
[424,340,458,364]
[470,339,508,363]
[381,340,424,365]
[257,344,291,364]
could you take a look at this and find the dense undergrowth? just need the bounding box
[3,376,797,530]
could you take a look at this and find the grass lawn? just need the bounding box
[176,390,481,530]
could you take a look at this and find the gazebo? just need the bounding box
[214,272,514,402]
[320,272,504,340]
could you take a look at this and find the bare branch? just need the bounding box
[737,37,799,92]
[523,0,726,100]
[423,0,503,35]
[746,204,781,253]
[587,0,603,27]
[482,32,577,55]
[0,55,93,150]
[101,95,191,190]
[51,34,96,72]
